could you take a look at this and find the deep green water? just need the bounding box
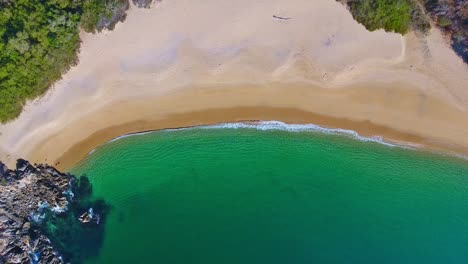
[71,124,468,264]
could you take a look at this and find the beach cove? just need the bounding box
[0,0,468,170]
[71,126,468,263]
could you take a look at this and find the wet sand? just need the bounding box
[29,83,468,171]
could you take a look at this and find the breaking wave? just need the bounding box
[88,120,404,156]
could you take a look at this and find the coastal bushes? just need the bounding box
[81,0,129,32]
[342,0,467,63]
[421,0,468,63]
[346,0,415,34]
[0,0,130,123]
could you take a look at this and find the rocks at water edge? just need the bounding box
[0,159,101,264]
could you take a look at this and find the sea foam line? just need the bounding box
[107,131,153,143]
[201,121,397,147]
[86,131,154,156]
[87,120,399,156]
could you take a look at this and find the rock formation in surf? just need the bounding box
[0,159,109,264]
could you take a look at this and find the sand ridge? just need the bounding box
[0,0,467,169]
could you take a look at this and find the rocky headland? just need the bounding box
[0,160,108,264]
[339,0,467,63]
[422,0,468,63]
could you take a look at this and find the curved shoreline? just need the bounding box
[5,77,468,171]
[42,103,468,171]
[104,121,399,147]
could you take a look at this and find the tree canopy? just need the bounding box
[346,0,414,34]
[0,0,128,122]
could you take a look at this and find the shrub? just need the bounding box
[437,15,452,27]
[347,0,414,34]
[0,0,130,123]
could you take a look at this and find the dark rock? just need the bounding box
[338,0,468,64]
[0,161,69,263]
[422,0,468,63]
[1,161,18,183]
[0,161,9,183]
[0,160,106,264]
[15,159,36,178]
[0,161,7,175]
[133,0,153,8]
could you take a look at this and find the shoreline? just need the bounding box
[75,119,441,159]
[101,121,400,148]
[43,102,468,171]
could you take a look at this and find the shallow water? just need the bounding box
[71,125,468,264]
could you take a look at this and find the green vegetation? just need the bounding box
[343,0,466,63]
[437,15,452,27]
[0,0,128,123]
[346,0,414,34]
[81,0,128,32]
[421,0,468,63]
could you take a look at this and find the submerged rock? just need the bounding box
[78,208,100,224]
[0,160,106,264]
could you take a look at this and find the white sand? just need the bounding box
[0,0,467,168]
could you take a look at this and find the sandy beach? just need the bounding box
[0,0,467,170]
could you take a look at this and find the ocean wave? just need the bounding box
[87,121,399,157]
[107,131,153,143]
[201,121,397,147]
[86,131,154,155]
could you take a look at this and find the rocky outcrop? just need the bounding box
[132,0,154,8]
[339,0,467,63]
[0,160,105,264]
[422,0,468,63]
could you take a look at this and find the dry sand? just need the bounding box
[0,0,468,170]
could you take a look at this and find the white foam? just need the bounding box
[201,121,397,147]
[78,121,468,164]
[106,131,153,143]
[86,121,399,158]
[50,204,68,214]
[87,131,154,155]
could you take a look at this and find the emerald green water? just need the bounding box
[71,125,468,264]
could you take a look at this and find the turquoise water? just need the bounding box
[71,124,468,264]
